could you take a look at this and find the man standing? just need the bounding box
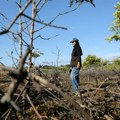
[70,38,83,94]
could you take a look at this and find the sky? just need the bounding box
[0,0,120,66]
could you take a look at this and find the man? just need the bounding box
[70,38,83,93]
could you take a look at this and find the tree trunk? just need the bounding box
[19,0,23,60]
[28,0,36,72]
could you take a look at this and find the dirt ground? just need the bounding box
[0,67,120,120]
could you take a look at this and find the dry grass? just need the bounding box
[0,66,120,120]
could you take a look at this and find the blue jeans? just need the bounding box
[70,67,80,92]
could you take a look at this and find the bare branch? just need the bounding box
[35,0,42,8]
[18,0,23,59]
[28,0,36,72]
[49,3,81,24]
[36,0,47,13]
[34,34,59,40]
[34,3,80,33]
[0,47,30,104]
[18,46,30,73]
[22,13,68,30]
[2,81,30,120]
[6,51,18,68]
[26,94,42,120]
[0,0,33,35]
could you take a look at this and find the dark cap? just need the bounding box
[70,38,79,43]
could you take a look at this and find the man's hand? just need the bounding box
[77,62,80,69]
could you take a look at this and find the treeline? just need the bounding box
[42,54,120,71]
[82,55,120,69]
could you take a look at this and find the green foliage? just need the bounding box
[83,55,101,67]
[102,58,120,70]
[113,58,120,65]
[31,49,44,65]
[69,0,95,7]
[32,49,43,58]
[106,34,120,41]
[69,0,79,7]
[60,65,69,72]
[106,2,120,41]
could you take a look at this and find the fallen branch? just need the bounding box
[0,47,30,104]
[28,73,93,120]
[26,94,42,120]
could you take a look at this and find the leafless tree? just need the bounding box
[52,46,62,67]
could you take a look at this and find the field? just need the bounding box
[0,66,120,120]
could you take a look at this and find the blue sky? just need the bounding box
[0,0,120,66]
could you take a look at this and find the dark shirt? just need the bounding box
[70,44,83,68]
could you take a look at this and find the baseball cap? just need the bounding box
[70,38,79,43]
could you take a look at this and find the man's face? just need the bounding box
[72,41,76,46]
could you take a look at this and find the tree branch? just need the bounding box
[0,0,33,35]
[0,47,30,104]
[28,73,93,120]
[22,13,68,30]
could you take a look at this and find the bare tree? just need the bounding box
[52,46,62,67]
